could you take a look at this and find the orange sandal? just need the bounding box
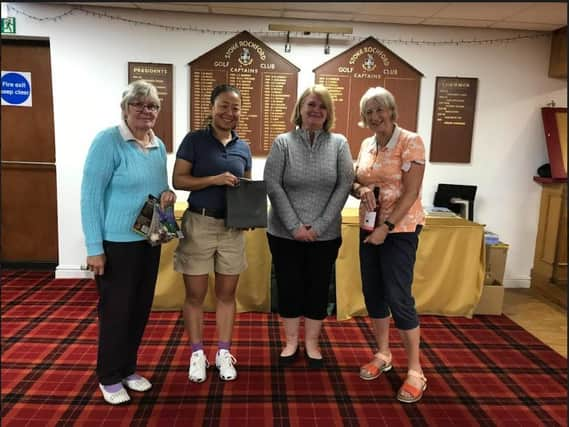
[397,369,427,403]
[359,352,392,380]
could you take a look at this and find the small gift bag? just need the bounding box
[133,194,183,246]
[225,178,267,229]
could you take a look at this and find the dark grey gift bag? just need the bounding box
[225,179,267,228]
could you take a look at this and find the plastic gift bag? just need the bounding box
[133,194,183,246]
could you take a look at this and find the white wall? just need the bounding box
[7,3,566,285]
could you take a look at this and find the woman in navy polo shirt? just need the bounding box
[172,84,252,383]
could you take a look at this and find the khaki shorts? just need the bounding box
[174,210,247,275]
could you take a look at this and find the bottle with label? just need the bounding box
[361,187,380,232]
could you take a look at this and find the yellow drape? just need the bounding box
[152,204,271,312]
[335,209,485,320]
[153,206,485,319]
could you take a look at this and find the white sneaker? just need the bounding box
[122,374,152,392]
[188,350,209,383]
[216,349,237,381]
[99,383,130,405]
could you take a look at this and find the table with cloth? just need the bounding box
[153,205,485,319]
[335,208,485,320]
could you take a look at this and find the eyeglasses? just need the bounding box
[129,102,160,113]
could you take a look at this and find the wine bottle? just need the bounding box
[361,187,380,232]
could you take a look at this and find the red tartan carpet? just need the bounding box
[1,270,567,426]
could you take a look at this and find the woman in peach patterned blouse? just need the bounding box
[351,86,427,403]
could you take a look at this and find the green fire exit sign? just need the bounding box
[1,17,16,34]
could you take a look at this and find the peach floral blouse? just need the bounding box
[355,125,425,233]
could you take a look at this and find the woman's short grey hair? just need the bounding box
[120,80,161,119]
[291,84,335,132]
[358,86,398,128]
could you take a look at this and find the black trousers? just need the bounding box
[359,226,422,330]
[95,240,160,385]
[267,233,341,320]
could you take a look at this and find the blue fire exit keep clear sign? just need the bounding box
[1,71,32,106]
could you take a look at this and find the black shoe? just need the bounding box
[305,349,324,369]
[279,347,299,366]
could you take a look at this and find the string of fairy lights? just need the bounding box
[6,4,551,47]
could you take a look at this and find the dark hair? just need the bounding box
[202,84,241,128]
[210,84,241,105]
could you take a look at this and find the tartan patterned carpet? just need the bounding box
[1,270,567,427]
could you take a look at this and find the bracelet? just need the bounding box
[384,220,395,231]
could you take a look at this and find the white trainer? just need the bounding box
[216,349,237,381]
[122,374,152,392]
[188,350,209,383]
[99,383,131,405]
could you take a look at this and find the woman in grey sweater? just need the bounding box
[264,85,354,368]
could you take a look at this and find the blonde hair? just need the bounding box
[291,84,335,132]
[358,86,397,128]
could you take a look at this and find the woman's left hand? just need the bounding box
[160,190,176,209]
[359,187,377,212]
[363,225,388,245]
[294,225,317,242]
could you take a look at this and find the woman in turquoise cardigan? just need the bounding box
[80,80,175,405]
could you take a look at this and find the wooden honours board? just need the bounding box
[128,62,173,152]
[314,37,423,158]
[189,31,299,156]
[429,77,478,163]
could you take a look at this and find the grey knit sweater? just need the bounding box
[263,128,354,240]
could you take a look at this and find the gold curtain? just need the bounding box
[153,206,484,319]
[335,209,485,320]
[152,205,271,312]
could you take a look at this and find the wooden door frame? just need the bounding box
[1,35,58,269]
[1,34,50,45]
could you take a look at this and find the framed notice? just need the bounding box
[128,62,173,152]
[430,77,478,163]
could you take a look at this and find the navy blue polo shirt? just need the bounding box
[176,126,252,210]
